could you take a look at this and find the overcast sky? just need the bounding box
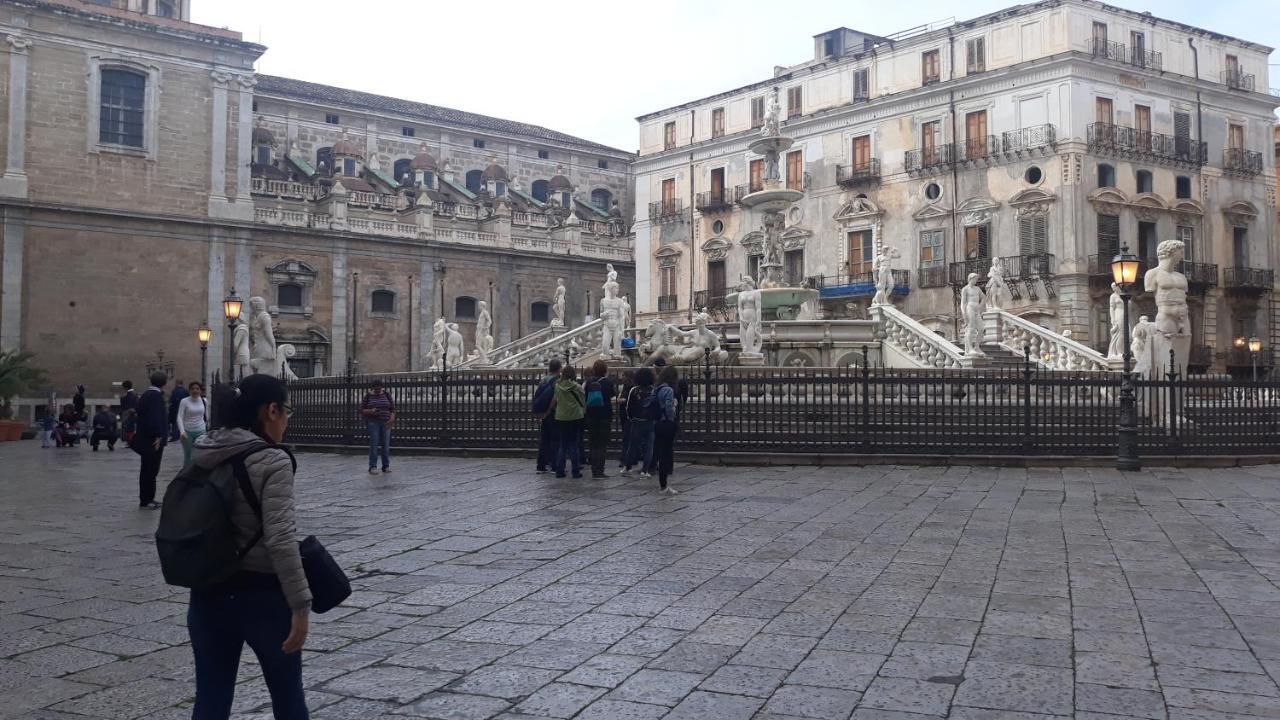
[193,1,1279,153]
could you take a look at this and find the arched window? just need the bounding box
[371,290,395,314]
[530,302,550,324]
[1175,175,1191,199]
[465,170,483,193]
[455,296,477,319]
[1135,169,1153,194]
[99,68,146,147]
[315,147,333,176]
[1097,163,1115,188]
[393,159,412,184]
[277,283,303,309]
[531,179,550,203]
[591,189,612,210]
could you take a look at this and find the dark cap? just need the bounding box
[652,357,667,367]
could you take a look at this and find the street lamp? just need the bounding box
[1249,336,1262,382]
[223,289,242,383]
[197,322,212,388]
[1111,244,1141,472]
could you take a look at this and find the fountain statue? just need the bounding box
[445,323,465,367]
[960,273,986,356]
[603,263,618,291]
[552,278,566,327]
[475,301,494,365]
[871,249,899,306]
[1131,315,1156,380]
[599,281,624,359]
[430,317,446,370]
[737,275,763,362]
[1145,239,1191,378]
[248,296,277,375]
[232,313,252,381]
[986,258,1010,311]
[1107,283,1126,360]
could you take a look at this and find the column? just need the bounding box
[234,232,252,299]
[497,258,514,346]
[418,259,435,367]
[330,249,348,373]
[208,70,230,212]
[0,35,32,199]
[206,229,227,380]
[234,74,256,203]
[0,208,26,351]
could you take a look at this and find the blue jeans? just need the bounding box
[188,574,308,719]
[367,420,390,470]
[554,419,583,477]
[624,419,654,472]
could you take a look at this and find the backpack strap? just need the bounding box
[227,441,295,558]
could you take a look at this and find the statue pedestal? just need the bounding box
[1151,332,1191,379]
[738,353,765,366]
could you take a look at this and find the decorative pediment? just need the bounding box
[833,196,883,224]
[1222,199,1259,226]
[740,230,764,255]
[780,225,812,251]
[912,203,953,223]
[700,237,732,261]
[1131,193,1168,210]
[654,244,683,268]
[1087,187,1129,207]
[956,196,999,227]
[1171,199,1203,216]
[1009,187,1056,217]
[265,259,318,282]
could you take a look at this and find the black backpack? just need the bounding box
[530,377,556,415]
[154,442,277,589]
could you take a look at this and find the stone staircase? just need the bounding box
[977,343,1030,369]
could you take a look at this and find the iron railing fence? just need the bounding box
[1001,124,1057,155]
[285,362,1280,457]
[836,159,881,187]
[1222,69,1256,92]
[1223,148,1264,175]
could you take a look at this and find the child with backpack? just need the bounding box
[552,365,586,479]
[621,367,657,477]
[653,365,682,494]
[583,360,616,479]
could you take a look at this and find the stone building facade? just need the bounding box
[0,0,634,394]
[632,0,1277,370]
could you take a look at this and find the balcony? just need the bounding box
[1088,256,1218,294]
[814,270,910,299]
[1001,124,1057,157]
[694,189,734,213]
[836,159,881,188]
[904,144,956,174]
[648,198,684,223]
[1091,37,1162,71]
[950,254,1056,301]
[733,184,758,204]
[960,135,999,164]
[692,290,728,313]
[1087,122,1207,168]
[1222,69,1256,92]
[917,265,949,289]
[1181,261,1220,292]
[657,295,679,312]
[1224,267,1274,295]
[1223,148,1263,176]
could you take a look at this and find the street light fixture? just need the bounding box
[197,322,212,388]
[1111,244,1141,472]
[1249,336,1262,382]
[223,289,242,383]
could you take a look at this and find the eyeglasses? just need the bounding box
[281,403,294,419]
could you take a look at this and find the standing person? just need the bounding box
[72,385,86,422]
[360,380,395,475]
[91,406,119,452]
[134,372,169,509]
[176,382,209,467]
[119,380,139,416]
[651,357,689,419]
[40,412,55,448]
[616,370,634,471]
[532,358,561,474]
[621,367,656,477]
[185,374,311,718]
[583,360,616,479]
[653,365,681,495]
[168,379,189,442]
[552,365,585,479]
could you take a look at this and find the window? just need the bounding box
[707,261,727,296]
[847,230,874,274]
[531,179,550,203]
[852,135,871,169]
[784,249,805,286]
[455,296,477,319]
[749,159,764,193]
[711,107,725,138]
[371,290,395,314]
[921,120,940,164]
[823,35,836,57]
[1233,226,1248,267]
[1095,97,1113,125]
[663,122,676,150]
[965,110,988,158]
[1097,213,1120,258]
[1228,123,1244,150]
[1174,111,1192,160]
[787,86,802,118]
[1138,221,1157,266]
[1130,31,1145,66]
[561,191,572,209]
[530,302,550,324]
[99,69,146,147]
[155,0,175,17]
[966,37,986,73]
[1226,54,1239,76]
[465,169,483,193]
[342,158,356,177]
[1097,163,1115,188]
[920,230,944,267]
[661,178,676,203]
[1175,175,1191,199]
[786,150,803,191]
[277,283,303,309]
[325,113,339,124]
[1018,215,1048,255]
[393,158,412,183]
[255,146,271,166]
[473,139,486,149]
[751,96,765,129]
[921,49,940,85]
[1136,169,1153,193]
[852,69,869,101]
[1092,21,1108,45]
[964,224,990,260]
[495,182,506,197]
[748,255,762,282]
[591,188,612,210]
[598,160,609,170]
[538,149,549,160]
[1177,225,1195,261]
[660,266,677,300]
[316,147,333,174]
[1134,104,1151,148]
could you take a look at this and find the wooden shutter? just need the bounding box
[966,38,985,72]
[852,135,871,168]
[965,111,987,156]
[708,261,726,294]
[1229,123,1244,150]
[965,225,990,259]
[751,97,764,128]
[1097,214,1120,258]
[785,249,805,284]
[1095,98,1113,125]
[711,108,724,138]
[749,159,763,192]
[1019,216,1048,255]
[853,69,869,100]
[661,178,675,203]
[786,150,803,190]
[922,50,939,83]
[1092,22,1107,43]
[787,86,802,118]
[1134,105,1151,134]
[921,121,939,163]
[664,122,675,150]
[710,167,724,195]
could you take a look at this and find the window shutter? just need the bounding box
[978,224,990,258]
[967,38,985,71]
[1174,112,1190,139]
[853,69,869,100]
[1020,216,1047,255]
[1097,214,1120,257]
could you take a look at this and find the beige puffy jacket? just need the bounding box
[190,428,312,611]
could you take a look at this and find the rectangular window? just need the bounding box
[847,230,874,274]
[1138,221,1157,267]
[401,126,415,137]
[852,69,869,101]
[749,158,764,193]
[784,249,805,286]
[1134,104,1151,150]
[751,97,765,128]
[255,146,271,166]
[748,255,762,283]
[711,107,725,138]
[538,149,549,159]
[660,266,677,298]
[1130,30,1145,65]
[1174,111,1192,160]
[707,261,727,295]
[99,69,146,147]
[823,35,836,57]
[1092,21,1107,44]
[922,49,940,85]
[1018,215,1048,255]
[921,120,940,164]
[786,150,803,191]
[1097,213,1120,258]
[964,224,990,260]
[966,37,985,73]
[663,121,676,150]
[852,135,871,169]
[473,139,486,149]
[1233,226,1248,267]
[660,178,676,203]
[325,113,339,124]
[1095,97,1113,125]
[1177,225,1195,261]
[787,86,802,118]
[1228,123,1244,150]
[710,167,725,198]
[965,110,988,158]
[920,230,944,267]
[598,160,608,170]
[155,0,175,17]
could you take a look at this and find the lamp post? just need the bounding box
[1111,244,1141,472]
[197,322,212,388]
[222,289,243,384]
[1249,336,1261,382]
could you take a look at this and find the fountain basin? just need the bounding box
[725,287,820,321]
[738,187,804,212]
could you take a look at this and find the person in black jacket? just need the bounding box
[135,372,169,509]
[91,407,118,452]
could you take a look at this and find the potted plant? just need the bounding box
[0,351,48,440]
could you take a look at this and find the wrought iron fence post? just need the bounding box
[702,347,712,451]
[343,367,356,447]
[440,364,451,444]
[860,344,871,453]
[1166,348,1179,454]
[1022,345,1034,454]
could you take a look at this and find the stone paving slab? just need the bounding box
[4,442,1280,718]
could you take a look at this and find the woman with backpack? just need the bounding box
[552,365,586,479]
[186,374,311,718]
[583,360,616,479]
[653,365,681,495]
[621,367,656,478]
[616,369,634,471]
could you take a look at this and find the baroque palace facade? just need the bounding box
[632,0,1278,371]
[0,0,634,391]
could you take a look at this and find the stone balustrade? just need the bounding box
[456,325,564,368]
[984,309,1112,371]
[494,319,605,369]
[874,304,970,369]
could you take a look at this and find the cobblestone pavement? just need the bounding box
[4,442,1280,719]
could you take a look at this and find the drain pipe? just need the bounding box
[688,109,696,322]
[948,28,962,341]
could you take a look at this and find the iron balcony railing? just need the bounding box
[1087,122,1207,167]
[905,143,956,174]
[1224,267,1274,293]
[1087,256,1218,292]
[694,189,734,213]
[1001,124,1057,155]
[961,135,999,163]
[813,269,910,299]
[950,254,1055,286]
[692,290,728,312]
[917,265,949,288]
[657,294,679,312]
[648,198,684,223]
[1091,37,1162,71]
[836,159,881,187]
[1222,69,1256,92]
[1223,148,1263,175]
[1181,261,1220,290]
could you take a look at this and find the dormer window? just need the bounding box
[343,158,355,176]
[823,35,836,57]
[325,113,339,125]
[473,139,486,149]
[255,145,271,166]
[496,181,507,197]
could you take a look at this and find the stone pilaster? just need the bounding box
[0,35,32,199]
[207,70,231,214]
[1,208,26,352]
[205,229,227,380]
[234,74,256,202]
[330,249,348,374]
[418,260,436,367]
